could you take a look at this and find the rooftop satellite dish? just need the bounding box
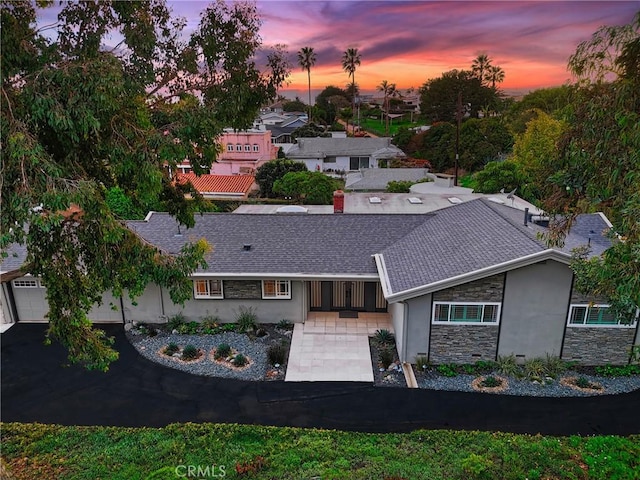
[506,188,517,199]
[500,188,505,194]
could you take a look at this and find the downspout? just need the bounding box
[119,296,126,324]
[400,300,408,363]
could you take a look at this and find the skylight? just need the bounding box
[407,197,423,204]
[447,197,462,204]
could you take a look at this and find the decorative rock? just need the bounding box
[124,323,133,331]
[172,329,178,335]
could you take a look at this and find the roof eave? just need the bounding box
[382,249,572,303]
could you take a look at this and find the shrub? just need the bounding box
[481,376,502,388]
[214,343,232,360]
[542,354,569,378]
[575,376,601,389]
[181,345,199,361]
[236,306,257,332]
[379,348,395,369]
[594,364,640,377]
[497,354,522,378]
[414,355,429,371]
[373,329,396,347]
[474,360,496,373]
[436,364,458,377]
[167,313,185,331]
[461,453,494,479]
[201,315,220,331]
[386,180,415,193]
[461,364,476,375]
[163,343,179,356]
[267,343,288,366]
[177,321,200,334]
[524,357,546,380]
[233,353,248,367]
[277,319,293,330]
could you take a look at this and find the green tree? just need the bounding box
[254,159,308,198]
[282,97,307,112]
[543,12,640,321]
[419,70,497,123]
[291,123,330,139]
[315,86,350,124]
[341,47,361,133]
[0,0,289,370]
[273,171,337,205]
[486,65,505,89]
[459,118,513,171]
[471,53,492,85]
[420,122,456,172]
[377,80,397,136]
[472,161,531,198]
[297,46,316,122]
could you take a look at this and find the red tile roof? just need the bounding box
[177,173,256,195]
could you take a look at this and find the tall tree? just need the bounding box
[542,12,640,322]
[377,80,397,135]
[486,65,505,89]
[297,46,316,122]
[471,53,492,86]
[1,0,290,370]
[341,47,361,134]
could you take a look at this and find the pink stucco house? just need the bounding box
[177,128,278,175]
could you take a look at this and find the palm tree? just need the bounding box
[297,46,316,122]
[341,47,361,134]
[472,53,492,86]
[486,65,505,89]
[377,80,397,135]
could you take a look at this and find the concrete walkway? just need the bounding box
[285,312,392,382]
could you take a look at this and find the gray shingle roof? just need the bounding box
[126,213,430,276]
[287,138,404,159]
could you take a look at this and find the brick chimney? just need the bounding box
[333,190,344,213]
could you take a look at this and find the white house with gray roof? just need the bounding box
[2,199,638,366]
[286,137,406,172]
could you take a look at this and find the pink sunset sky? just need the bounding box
[171,1,639,97]
[37,1,639,97]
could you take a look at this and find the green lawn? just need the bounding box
[358,116,421,137]
[2,423,639,479]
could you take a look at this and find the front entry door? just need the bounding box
[309,281,386,312]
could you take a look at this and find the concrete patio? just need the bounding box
[285,312,393,382]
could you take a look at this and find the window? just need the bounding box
[432,302,500,324]
[567,304,637,327]
[226,144,234,152]
[244,144,251,152]
[13,279,39,288]
[193,279,224,299]
[262,280,291,299]
[324,156,337,163]
[235,144,242,151]
[252,144,259,152]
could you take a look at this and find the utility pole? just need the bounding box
[455,91,462,187]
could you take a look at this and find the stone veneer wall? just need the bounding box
[432,274,504,302]
[429,325,498,363]
[223,280,262,300]
[562,328,636,365]
[570,289,608,304]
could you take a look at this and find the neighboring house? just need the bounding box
[345,168,431,191]
[2,199,638,365]
[176,173,257,200]
[286,137,406,172]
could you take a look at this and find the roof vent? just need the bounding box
[407,197,422,204]
[447,197,462,204]
[276,205,308,214]
[369,196,382,204]
[243,244,252,251]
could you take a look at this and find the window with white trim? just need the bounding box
[262,280,291,299]
[244,144,251,152]
[432,302,500,324]
[226,144,234,152]
[252,144,259,152]
[235,144,242,151]
[193,279,224,299]
[567,304,637,327]
[12,279,40,288]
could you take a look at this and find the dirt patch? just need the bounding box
[560,376,604,394]
[471,375,509,393]
[157,347,205,364]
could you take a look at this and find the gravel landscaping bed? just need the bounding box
[369,338,406,387]
[415,368,640,397]
[127,324,291,381]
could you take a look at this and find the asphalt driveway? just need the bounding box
[2,323,639,435]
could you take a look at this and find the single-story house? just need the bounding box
[286,137,406,172]
[176,173,257,200]
[1,199,638,365]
